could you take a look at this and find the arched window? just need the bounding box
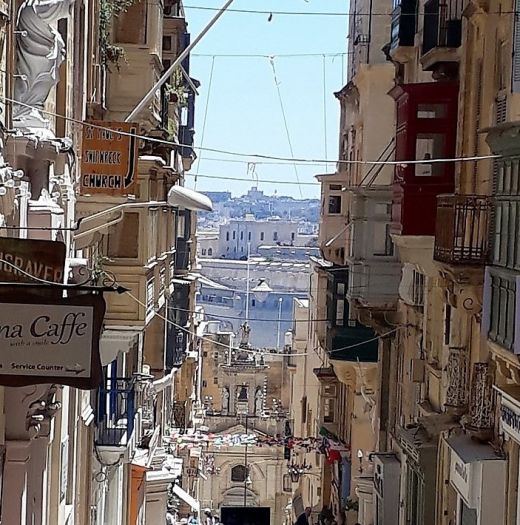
[208,247,213,256]
[231,465,247,482]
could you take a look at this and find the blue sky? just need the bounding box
[184,0,348,199]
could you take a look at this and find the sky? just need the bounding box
[183,0,349,199]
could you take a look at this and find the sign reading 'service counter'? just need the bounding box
[81,121,138,195]
[0,293,105,389]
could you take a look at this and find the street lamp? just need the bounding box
[276,297,283,350]
[287,460,312,483]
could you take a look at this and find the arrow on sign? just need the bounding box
[65,364,86,375]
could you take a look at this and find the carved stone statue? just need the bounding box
[254,387,263,415]
[222,387,230,414]
[239,322,251,347]
[14,0,75,135]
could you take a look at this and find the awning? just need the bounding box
[100,328,141,366]
[167,185,213,212]
[172,483,200,513]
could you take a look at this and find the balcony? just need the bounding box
[390,0,417,62]
[444,347,468,414]
[420,0,462,72]
[95,378,136,450]
[434,194,491,266]
[325,268,379,363]
[175,237,190,273]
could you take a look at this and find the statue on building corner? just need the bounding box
[255,387,263,416]
[239,321,250,347]
[222,387,229,414]
[13,0,75,137]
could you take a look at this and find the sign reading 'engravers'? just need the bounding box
[0,293,105,389]
[0,237,65,283]
[81,121,138,195]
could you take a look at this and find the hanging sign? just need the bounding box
[0,292,105,389]
[0,237,65,283]
[81,121,138,196]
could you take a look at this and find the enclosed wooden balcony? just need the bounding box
[420,0,462,72]
[390,0,417,62]
[434,194,491,265]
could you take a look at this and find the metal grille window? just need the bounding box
[412,271,425,306]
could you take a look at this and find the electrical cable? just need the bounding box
[187,172,319,185]
[184,5,520,16]
[1,96,501,168]
[268,57,303,198]
[194,56,216,188]
[192,52,350,58]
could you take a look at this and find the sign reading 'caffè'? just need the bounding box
[0,293,105,389]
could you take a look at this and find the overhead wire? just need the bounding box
[194,55,216,188]
[184,5,520,16]
[192,52,350,58]
[0,96,501,167]
[268,57,303,198]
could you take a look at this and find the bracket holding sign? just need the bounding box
[81,121,138,196]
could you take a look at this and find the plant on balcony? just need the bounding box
[99,0,136,69]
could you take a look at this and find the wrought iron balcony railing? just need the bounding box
[95,378,136,447]
[444,346,468,411]
[434,194,491,265]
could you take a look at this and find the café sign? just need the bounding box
[0,293,105,389]
[81,121,138,196]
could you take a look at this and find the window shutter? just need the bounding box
[512,2,520,92]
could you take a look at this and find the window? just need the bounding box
[248,232,252,241]
[373,223,394,256]
[444,305,452,346]
[283,474,292,492]
[324,397,335,423]
[226,232,230,241]
[489,270,516,350]
[330,184,342,191]
[260,232,265,241]
[208,248,213,256]
[492,200,520,270]
[328,195,342,214]
[231,465,247,482]
[232,231,236,240]
[107,213,139,258]
[213,377,218,385]
[412,271,425,306]
[202,248,207,255]
[301,396,307,424]
[415,134,445,176]
[251,299,256,307]
[240,231,244,240]
[291,232,295,241]
[416,103,447,119]
[162,35,172,51]
[115,0,147,44]
[202,380,207,387]
[273,231,278,241]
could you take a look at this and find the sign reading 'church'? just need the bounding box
[80,121,138,196]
